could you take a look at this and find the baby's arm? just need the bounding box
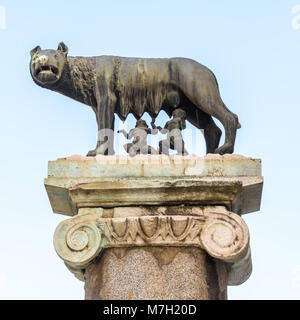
[117,129,129,139]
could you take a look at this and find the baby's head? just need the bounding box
[136,119,148,129]
[172,108,186,119]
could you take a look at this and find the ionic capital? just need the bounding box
[54,206,249,284]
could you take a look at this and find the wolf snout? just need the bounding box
[38,55,48,65]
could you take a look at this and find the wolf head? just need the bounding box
[30,42,68,87]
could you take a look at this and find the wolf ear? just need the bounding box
[30,45,41,57]
[57,42,68,56]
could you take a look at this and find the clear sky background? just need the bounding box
[0,0,299,299]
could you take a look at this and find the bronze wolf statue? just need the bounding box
[30,42,240,155]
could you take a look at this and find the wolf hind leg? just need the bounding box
[212,103,238,155]
[202,116,222,154]
[191,99,237,155]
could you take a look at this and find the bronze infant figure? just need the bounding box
[118,119,158,157]
[30,42,240,156]
[152,108,189,156]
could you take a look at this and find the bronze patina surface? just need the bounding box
[30,42,240,156]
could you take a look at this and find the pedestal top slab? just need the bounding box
[48,154,261,178]
[45,154,263,216]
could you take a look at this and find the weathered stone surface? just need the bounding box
[227,248,252,285]
[54,206,250,286]
[48,154,261,178]
[48,154,262,299]
[45,154,263,216]
[84,247,228,300]
[68,179,242,212]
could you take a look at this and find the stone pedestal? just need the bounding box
[84,247,228,300]
[45,154,263,300]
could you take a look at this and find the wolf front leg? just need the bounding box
[87,92,117,156]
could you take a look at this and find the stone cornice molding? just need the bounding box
[45,154,263,216]
[54,206,249,285]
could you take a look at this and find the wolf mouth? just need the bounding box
[35,65,59,76]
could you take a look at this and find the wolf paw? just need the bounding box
[86,149,97,157]
[214,143,234,155]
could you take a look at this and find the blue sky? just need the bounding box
[0,0,300,299]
